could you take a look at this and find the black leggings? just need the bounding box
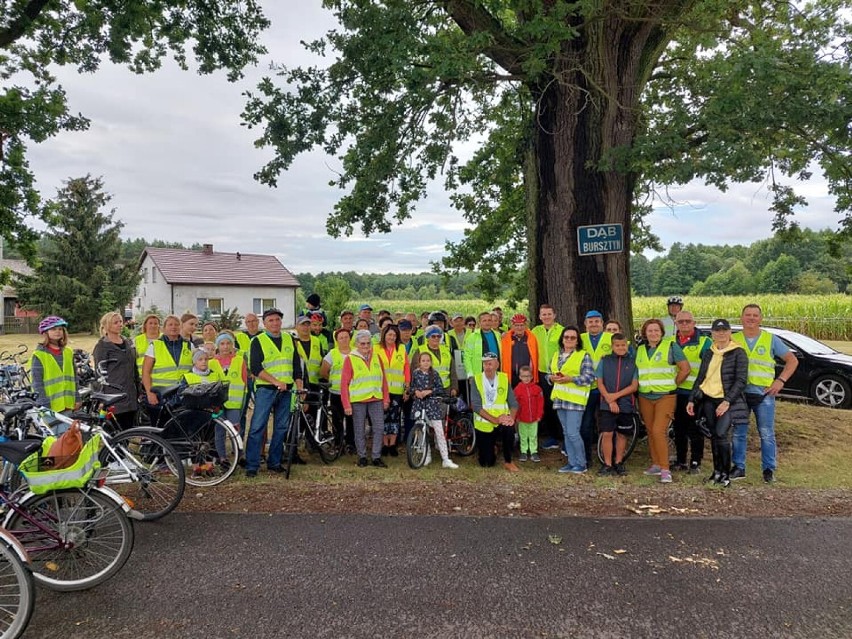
[674,393,704,466]
[700,399,732,475]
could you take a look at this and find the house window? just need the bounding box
[252,298,277,314]
[196,298,224,317]
[142,268,148,283]
[152,267,157,283]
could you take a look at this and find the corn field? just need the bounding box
[355,295,851,341]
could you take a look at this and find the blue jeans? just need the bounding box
[732,394,777,472]
[557,409,586,470]
[245,386,292,472]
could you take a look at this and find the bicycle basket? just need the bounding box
[180,382,229,410]
[19,433,102,495]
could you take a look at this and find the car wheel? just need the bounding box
[811,375,851,409]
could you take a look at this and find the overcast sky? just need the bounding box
[26,2,842,274]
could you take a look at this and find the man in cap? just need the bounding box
[244,308,305,477]
[303,293,327,327]
[580,310,613,464]
[673,310,711,473]
[662,296,684,337]
[358,304,379,335]
[469,352,519,471]
[339,309,355,333]
[463,310,502,380]
[309,311,332,355]
[294,315,324,391]
[500,313,540,387]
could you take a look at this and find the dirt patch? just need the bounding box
[179,477,852,518]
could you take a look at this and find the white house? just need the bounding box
[133,245,300,326]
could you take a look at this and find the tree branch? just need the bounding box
[441,0,527,77]
[0,0,51,49]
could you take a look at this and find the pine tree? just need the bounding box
[17,176,140,332]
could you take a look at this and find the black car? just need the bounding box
[695,325,852,409]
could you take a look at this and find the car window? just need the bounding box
[774,332,838,355]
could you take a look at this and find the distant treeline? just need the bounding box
[6,230,846,298]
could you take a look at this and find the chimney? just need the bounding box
[202,243,213,255]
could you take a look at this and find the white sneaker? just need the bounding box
[424,453,432,466]
[442,459,459,469]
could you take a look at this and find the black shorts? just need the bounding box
[598,410,635,434]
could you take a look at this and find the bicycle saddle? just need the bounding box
[0,439,43,466]
[0,403,34,419]
[89,391,127,405]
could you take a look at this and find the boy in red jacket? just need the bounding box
[514,366,545,462]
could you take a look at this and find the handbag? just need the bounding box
[45,421,84,470]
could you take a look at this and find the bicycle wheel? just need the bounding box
[406,422,428,469]
[0,538,35,639]
[162,415,240,488]
[597,413,641,465]
[315,408,343,464]
[448,415,476,457]
[6,487,135,592]
[101,429,186,521]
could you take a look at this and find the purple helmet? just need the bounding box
[38,316,68,334]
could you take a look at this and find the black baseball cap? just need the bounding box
[262,308,283,320]
[711,318,731,331]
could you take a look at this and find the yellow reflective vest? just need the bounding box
[219,352,247,409]
[30,347,76,412]
[254,332,295,386]
[732,331,776,388]
[636,339,677,394]
[413,344,451,389]
[149,339,193,390]
[296,335,323,384]
[472,372,510,433]
[580,331,612,390]
[677,335,710,390]
[378,345,407,395]
[348,352,384,403]
[549,350,591,407]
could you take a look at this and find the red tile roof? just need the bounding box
[142,247,299,287]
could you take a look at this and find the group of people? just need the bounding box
[27,294,795,486]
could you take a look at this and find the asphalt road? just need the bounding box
[24,514,852,638]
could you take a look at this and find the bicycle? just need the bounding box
[282,386,343,479]
[0,346,30,404]
[144,384,242,487]
[2,393,186,523]
[596,413,675,466]
[0,528,34,639]
[406,396,469,469]
[0,437,138,592]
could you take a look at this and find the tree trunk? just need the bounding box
[526,15,665,332]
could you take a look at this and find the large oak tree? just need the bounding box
[244,0,851,327]
[0,0,269,261]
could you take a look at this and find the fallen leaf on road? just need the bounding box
[597,552,616,560]
[507,502,521,509]
[613,549,627,554]
[668,555,720,570]
[548,535,562,545]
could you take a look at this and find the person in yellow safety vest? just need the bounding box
[463,311,502,379]
[234,313,263,353]
[244,308,305,477]
[141,314,194,426]
[635,319,690,485]
[672,311,711,474]
[341,330,390,468]
[531,304,565,451]
[469,352,519,471]
[294,315,323,389]
[579,310,613,466]
[549,326,596,474]
[214,332,247,428]
[30,315,79,414]
[180,349,228,470]
[134,314,161,377]
[729,303,798,484]
[377,324,409,457]
[412,325,458,397]
[320,327,356,454]
[309,312,332,355]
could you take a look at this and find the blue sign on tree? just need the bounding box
[577,223,624,256]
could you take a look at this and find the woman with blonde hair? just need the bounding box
[135,314,161,375]
[93,311,139,430]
